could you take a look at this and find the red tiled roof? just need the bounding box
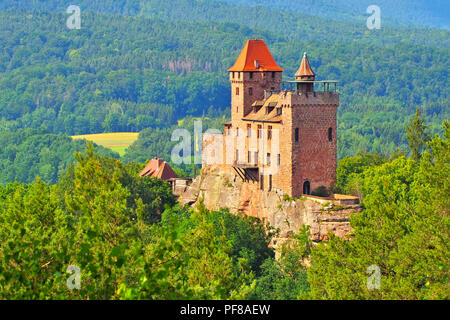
[295,52,315,78]
[242,94,282,122]
[228,39,284,72]
[139,158,178,180]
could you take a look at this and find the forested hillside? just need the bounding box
[220,0,450,29]
[0,1,448,184]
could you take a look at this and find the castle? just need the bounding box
[202,39,339,198]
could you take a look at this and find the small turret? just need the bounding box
[295,52,315,92]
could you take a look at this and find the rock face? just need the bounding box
[179,166,362,245]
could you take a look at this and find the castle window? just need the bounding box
[247,124,251,137]
[295,128,299,142]
[249,87,253,96]
[249,72,253,79]
[277,154,280,166]
[269,175,272,191]
[267,153,271,165]
[236,149,239,163]
[236,87,239,95]
[238,72,240,79]
[271,72,275,79]
[236,127,239,136]
[268,126,272,140]
[248,151,251,163]
[260,174,264,190]
[328,127,333,142]
[254,151,258,164]
[277,108,282,116]
[232,72,235,79]
[257,125,262,139]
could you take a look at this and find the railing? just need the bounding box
[280,80,339,92]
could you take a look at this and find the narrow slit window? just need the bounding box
[328,127,333,142]
[295,128,299,142]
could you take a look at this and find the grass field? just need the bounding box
[72,132,139,156]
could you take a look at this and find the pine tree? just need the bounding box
[406,108,431,162]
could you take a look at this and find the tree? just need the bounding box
[306,121,449,299]
[252,226,311,300]
[406,108,431,162]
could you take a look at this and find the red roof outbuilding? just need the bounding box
[139,158,178,180]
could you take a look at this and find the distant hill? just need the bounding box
[219,0,450,29]
[0,0,448,48]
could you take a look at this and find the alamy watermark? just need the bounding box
[66,265,81,290]
[366,5,381,30]
[66,5,81,30]
[366,265,381,290]
[171,120,281,175]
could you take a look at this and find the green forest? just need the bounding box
[0,119,448,299]
[0,1,448,184]
[0,0,448,301]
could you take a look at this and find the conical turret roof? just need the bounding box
[295,52,315,78]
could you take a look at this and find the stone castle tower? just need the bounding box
[203,39,339,197]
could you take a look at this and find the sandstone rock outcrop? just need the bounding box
[179,166,362,245]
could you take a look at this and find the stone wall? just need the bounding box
[179,165,362,246]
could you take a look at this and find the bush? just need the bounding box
[311,185,330,197]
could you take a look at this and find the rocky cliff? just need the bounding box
[179,166,362,245]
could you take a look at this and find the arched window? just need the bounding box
[303,181,311,195]
[328,127,333,142]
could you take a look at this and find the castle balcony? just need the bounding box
[232,162,259,182]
